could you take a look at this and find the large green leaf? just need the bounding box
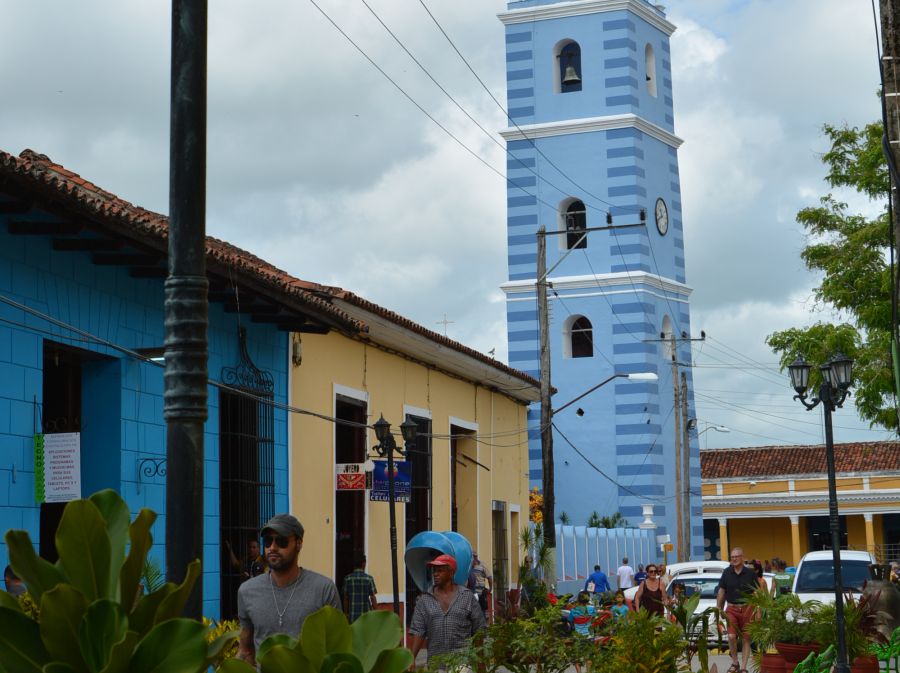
[321,653,364,673]
[96,631,137,673]
[258,634,296,660]
[78,601,127,673]
[217,660,256,673]
[127,618,207,673]
[206,628,240,666]
[300,607,352,670]
[88,491,131,601]
[39,585,89,673]
[153,560,201,624]
[127,584,173,638]
[6,530,66,602]
[55,500,112,602]
[0,589,23,612]
[259,645,315,673]
[368,649,413,673]
[0,606,51,673]
[350,610,404,672]
[118,509,156,615]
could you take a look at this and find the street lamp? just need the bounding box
[372,414,418,617]
[787,352,854,673]
[552,371,658,416]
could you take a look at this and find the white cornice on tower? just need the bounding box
[499,114,683,148]
[500,270,693,298]
[498,0,676,36]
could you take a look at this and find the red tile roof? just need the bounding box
[0,149,540,391]
[700,441,900,480]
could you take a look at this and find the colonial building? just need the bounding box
[0,148,537,620]
[499,0,700,558]
[288,287,538,623]
[701,442,900,565]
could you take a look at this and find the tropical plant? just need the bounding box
[519,525,552,612]
[607,609,683,673]
[204,617,240,667]
[668,591,722,672]
[815,592,889,661]
[140,556,165,594]
[558,511,571,525]
[218,606,412,673]
[750,592,824,645]
[0,489,235,673]
[598,512,628,529]
[587,511,602,528]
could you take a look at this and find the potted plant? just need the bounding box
[814,592,889,673]
[746,586,788,673]
[768,594,825,667]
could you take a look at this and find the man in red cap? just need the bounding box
[409,554,485,668]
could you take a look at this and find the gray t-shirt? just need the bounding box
[237,568,341,651]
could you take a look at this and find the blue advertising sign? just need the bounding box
[369,460,411,503]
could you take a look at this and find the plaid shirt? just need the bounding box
[409,585,486,662]
[342,570,377,622]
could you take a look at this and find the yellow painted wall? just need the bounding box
[847,514,867,549]
[721,480,789,496]
[701,484,717,496]
[288,331,530,604]
[870,476,900,490]
[727,518,794,563]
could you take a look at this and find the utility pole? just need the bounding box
[670,334,685,562]
[680,371,692,561]
[880,0,900,428]
[537,227,556,579]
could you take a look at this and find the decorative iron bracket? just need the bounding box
[136,457,167,494]
[221,327,274,393]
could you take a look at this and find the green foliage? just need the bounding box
[744,592,824,646]
[668,591,723,672]
[204,618,240,667]
[221,607,412,673]
[140,557,165,595]
[767,119,899,432]
[814,592,889,661]
[587,511,602,528]
[558,511,571,525]
[607,609,683,673]
[597,512,628,529]
[0,489,227,673]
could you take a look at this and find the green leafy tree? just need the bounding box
[767,120,898,431]
[598,512,628,529]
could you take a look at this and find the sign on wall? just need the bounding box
[34,432,81,504]
[335,463,366,491]
[369,460,411,503]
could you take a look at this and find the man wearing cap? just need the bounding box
[409,554,486,669]
[237,514,341,666]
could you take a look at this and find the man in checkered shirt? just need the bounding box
[409,554,486,668]
[342,554,377,623]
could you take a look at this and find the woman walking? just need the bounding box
[633,563,667,617]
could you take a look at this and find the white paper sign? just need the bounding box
[43,433,81,503]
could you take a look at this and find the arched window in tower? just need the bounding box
[567,316,593,359]
[645,43,658,97]
[554,40,582,94]
[564,200,587,249]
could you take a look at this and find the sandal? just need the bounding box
[726,663,740,673]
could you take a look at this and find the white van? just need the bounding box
[792,549,875,604]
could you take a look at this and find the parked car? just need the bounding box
[624,560,729,600]
[792,549,876,604]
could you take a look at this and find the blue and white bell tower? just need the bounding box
[499,0,702,560]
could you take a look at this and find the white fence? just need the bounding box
[554,524,658,592]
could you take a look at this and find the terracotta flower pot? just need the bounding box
[775,642,820,666]
[760,651,786,673]
[850,654,879,673]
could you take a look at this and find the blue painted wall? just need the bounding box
[503,0,702,559]
[0,224,289,617]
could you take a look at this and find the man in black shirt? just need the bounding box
[716,547,760,673]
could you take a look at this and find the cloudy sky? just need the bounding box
[1,0,892,449]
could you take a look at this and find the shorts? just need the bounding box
[725,604,754,638]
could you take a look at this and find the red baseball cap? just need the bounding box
[426,554,457,572]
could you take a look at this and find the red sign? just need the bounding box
[336,472,366,490]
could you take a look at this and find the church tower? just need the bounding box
[499,0,701,560]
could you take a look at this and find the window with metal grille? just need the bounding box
[565,201,587,249]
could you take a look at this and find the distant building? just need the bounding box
[499,0,700,558]
[700,441,900,565]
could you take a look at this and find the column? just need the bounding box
[864,513,876,556]
[718,518,728,561]
[790,515,801,566]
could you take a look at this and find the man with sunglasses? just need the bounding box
[237,514,341,666]
[409,554,486,669]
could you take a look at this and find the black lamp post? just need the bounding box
[788,352,854,673]
[372,414,418,617]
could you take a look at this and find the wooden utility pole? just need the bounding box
[880,0,900,427]
[670,334,686,562]
[537,227,556,577]
[680,371,692,561]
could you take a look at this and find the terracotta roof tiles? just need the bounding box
[700,441,900,480]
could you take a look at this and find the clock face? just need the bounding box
[655,198,669,236]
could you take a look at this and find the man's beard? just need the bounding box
[268,548,299,571]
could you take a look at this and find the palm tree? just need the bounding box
[599,511,628,528]
[586,511,602,528]
[558,511,571,525]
